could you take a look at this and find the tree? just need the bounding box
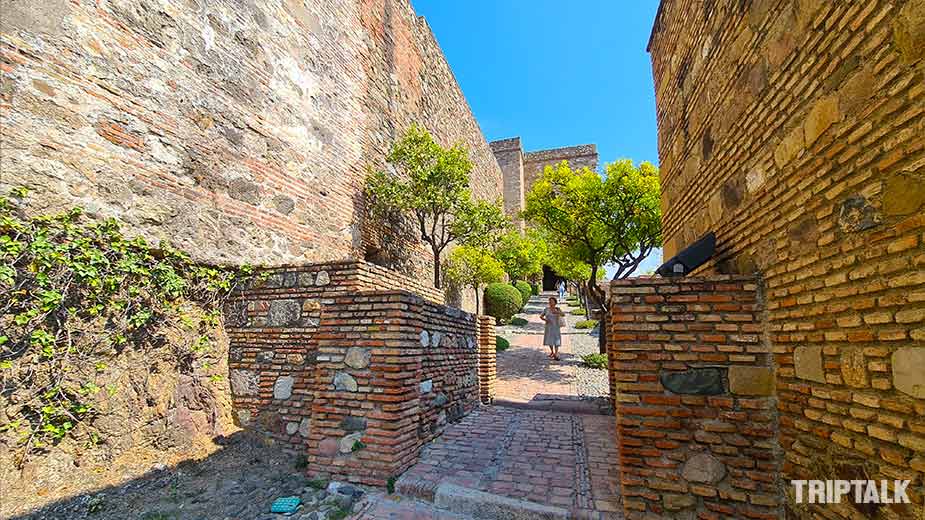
[494,229,546,283]
[443,245,505,315]
[523,159,661,349]
[366,124,508,288]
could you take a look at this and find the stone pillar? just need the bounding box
[476,315,496,404]
[607,275,782,519]
[307,291,479,486]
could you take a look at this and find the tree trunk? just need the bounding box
[433,248,442,289]
[586,265,608,354]
[475,286,481,316]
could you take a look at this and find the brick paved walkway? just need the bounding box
[494,294,612,415]
[396,407,623,519]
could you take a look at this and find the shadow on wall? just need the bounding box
[5,431,306,520]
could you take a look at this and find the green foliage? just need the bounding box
[495,336,510,352]
[307,478,329,490]
[531,283,539,296]
[513,281,532,307]
[574,319,599,329]
[0,188,254,464]
[570,308,587,316]
[295,454,308,469]
[387,476,397,494]
[483,283,523,323]
[443,245,504,314]
[365,124,509,287]
[509,317,528,327]
[581,353,608,369]
[523,160,661,307]
[494,230,546,282]
[351,439,366,452]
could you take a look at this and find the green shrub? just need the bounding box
[510,317,528,326]
[495,336,510,352]
[570,308,587,316]
[531,283,540,296]
[484,283,523,322]
[581,353,608,369]
[575,319,599,329]
[513,280,532,307]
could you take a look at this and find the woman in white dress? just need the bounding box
[540,296,565,360]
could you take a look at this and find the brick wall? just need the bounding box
[0,0,502,289]
[648,1,924,517]
[477,315,497,404]
[225,260,445,451]
[306,291,479,486]
[608,276,781,519]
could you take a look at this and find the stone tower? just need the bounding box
[489,138,599,228]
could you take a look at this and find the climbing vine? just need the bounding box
[0,188,256,465]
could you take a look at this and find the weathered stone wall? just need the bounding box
[608,276,781,519]
[0,0,502,288]
[225,260,444,452]
[489,137,526,229]
[522,144,599,194]
[648,0,924,518]
[307,291,479,486]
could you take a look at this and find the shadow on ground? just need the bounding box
[6,431,308,520]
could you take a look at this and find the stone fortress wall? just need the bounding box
[0,0,502,288]
[647,0,924,518]
[489,138,600,226]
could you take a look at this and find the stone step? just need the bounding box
[396,479,569,520]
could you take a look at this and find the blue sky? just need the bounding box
[412,0,664,274]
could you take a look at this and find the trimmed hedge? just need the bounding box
[575,319,599,329]
[484,283,523,323]
[496,336,510,352]
[531,283,540,296]
[513,280,532,307]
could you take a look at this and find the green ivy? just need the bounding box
[0,188,256,465]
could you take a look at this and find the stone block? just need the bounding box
[333,372,357,392]
[728,366,775,395]
[804,95,841,147]
[267,299,301,327]
[420,330,430,347]
[893,348,925,398]
[840,348,868,388]
[883,174,925,216]
[663,493,697,511]
[299,418,311,437]
[837,195,881,233]
[273,375,294,400]
[344,347,370,369]
[285,421,299,435]
[340,416,367,432]
[230,369,259,396]
[794,346,826,383]
[339,432,363,454]
[661,368,725,395]
[315,270,330,286]
[682,453,727,484]
[420,379,433,394]
[774,125,804,168]
[893,0,925,64]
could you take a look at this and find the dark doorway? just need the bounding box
[542,265,563,291]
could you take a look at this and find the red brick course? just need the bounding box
[608,276,782,519]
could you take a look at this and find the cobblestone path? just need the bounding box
[395,407,623,519]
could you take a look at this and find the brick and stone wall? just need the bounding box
[648,1,924,517]
[608,276,781,519]
[227,262,482,484]
[225,260,444,452]
[306,291,479,486]
[477,315,497,404]
[0,0,502,288]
